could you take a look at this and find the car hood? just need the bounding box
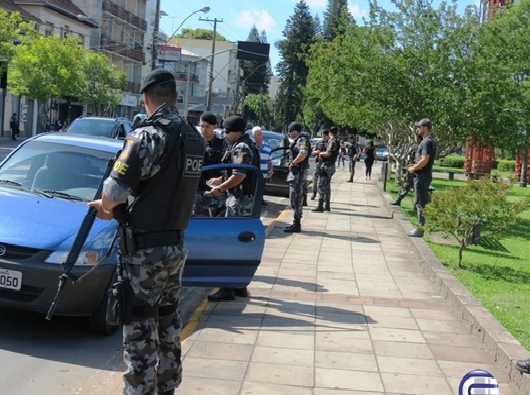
[0,188,111,250]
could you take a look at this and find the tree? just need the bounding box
[176,28,226,41]
[244,93,272,128]
[275,0,318,130]
[77,51,126,116]
[0,10,26,75]
[322,0,351,40]
[423,178,530,267]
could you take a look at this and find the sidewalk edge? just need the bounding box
[378,183,530,394]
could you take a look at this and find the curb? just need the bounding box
[377,183,530,394]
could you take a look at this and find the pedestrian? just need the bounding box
[206,115,259,301]
[88,69,205,395]
[313,126,340,212]
[55,118,63,131]
[346,135,359,182]
[252,126,273,206]
[390,150,416,206]
[9,113,20,141]
[284,121,310,232]
[311,130,329,199]
[362,140,377,180]
[193,112,227,217]
[407,118,437,237]
[337,139,346,168]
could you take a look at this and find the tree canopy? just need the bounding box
[176,28,227,41]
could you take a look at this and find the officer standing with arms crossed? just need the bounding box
[284,121,310,233]
[311,130,329,200]
[313,126,340,212]
[207,115,258,301]
[193,112,227,217]
[88,69,205,395]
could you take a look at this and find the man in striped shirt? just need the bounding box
[252,126,273,205]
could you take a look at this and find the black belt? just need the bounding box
[133,230,184,249]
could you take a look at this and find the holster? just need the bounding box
[117,226,137,255]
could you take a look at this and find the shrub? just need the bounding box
[497,160,516,172]
[423,177,530,268]
[438,155,465,168]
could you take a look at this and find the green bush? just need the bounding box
[497,160,516,172]
[437,155,465,168]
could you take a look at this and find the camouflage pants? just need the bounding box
[121,245,187,395]
[192,190,226,217]
[348,157,356,178]
[312,162,321,194]
[317,163,335,200]
[289,169,308,219]
[225,193,254,217]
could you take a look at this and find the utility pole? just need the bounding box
[151,0,161,70]
[200,17,223,111]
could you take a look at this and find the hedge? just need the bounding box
[497,160,516,172]
[437,155,465,168]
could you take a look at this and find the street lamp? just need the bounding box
[164,7,210,46]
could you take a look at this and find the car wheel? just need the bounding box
[89,284,119,336]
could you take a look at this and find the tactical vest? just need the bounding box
[221,134,259,195]
[347,143,358,157]
[290,135,311,169]
[199,137,225,189]
[118,108,205,231]
[322,138,340,163]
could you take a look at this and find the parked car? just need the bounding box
[0,133,265,335]
[376,147,389,161]
[66,116,132,139]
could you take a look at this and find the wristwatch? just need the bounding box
[216,186,223,193]
[102,205,113,215]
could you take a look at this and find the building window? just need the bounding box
[45,22,53,37]
[63,26,70,39]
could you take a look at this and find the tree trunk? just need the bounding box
[521,147,528,188]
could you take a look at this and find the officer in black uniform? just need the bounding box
[313,126,340,212]
[346,135,359,182]
[89,69,205,395]
[193,112,227,217]
[311,130,329,199]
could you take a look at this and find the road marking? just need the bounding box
[180,206,289,343]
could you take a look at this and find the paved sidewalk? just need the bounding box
[178,164,527,395]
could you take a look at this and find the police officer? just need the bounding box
[9,113,20,141]
[311,130,329,200]
[207,115,258,301]
[88,69,205,395]
[313,126,340,212]
[284,121,310,233]
[347,135,359,182]
[193,112,227,217]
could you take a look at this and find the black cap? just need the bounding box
[288,121,302,132]
[140,69,176,94]
[414,118,432,128]
[223,116,246,132]
[322,129,329,135]
[329,126,339,134]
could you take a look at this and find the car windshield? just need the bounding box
[0,140,113,201]
[67,119,116,138]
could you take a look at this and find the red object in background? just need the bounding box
[515,137,530,184]
[464,139,493,179]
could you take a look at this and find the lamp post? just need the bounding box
[164,7,210,46]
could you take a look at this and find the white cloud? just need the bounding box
[234,9,277,33]
[305,0,327,7]
[348,2,368,19]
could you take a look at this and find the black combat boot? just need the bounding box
[284,218,301,233]
[390,198,401,206]
[311,192,316,200]
[347,176,353,182]
[207,287,235,301]
[312,199,324,213]
[303,194,308,206]
[324,199,330,211]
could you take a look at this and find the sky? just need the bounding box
[160,0,480,75]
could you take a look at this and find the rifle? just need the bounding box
[46,156,116,320]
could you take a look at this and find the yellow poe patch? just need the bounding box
[113,161,129,175]
[119,140,134,161]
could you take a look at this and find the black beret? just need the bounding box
[329,126,339,133]
[288,121,302,132]
[223,116,246,132]
[140,69,176,94]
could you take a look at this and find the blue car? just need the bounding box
[0,133,265,335]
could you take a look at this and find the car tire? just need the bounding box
[89,283,119,336]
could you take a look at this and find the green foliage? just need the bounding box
[244,93,271,127]
[423,178,530,267]
[437,155,465,168]
[497,160,516,172]
[0,10,27,74]
[322,0,352,40]
[177,28,226,41]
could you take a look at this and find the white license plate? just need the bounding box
[0,269,22,291]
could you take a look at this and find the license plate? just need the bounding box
[0,269,22,291]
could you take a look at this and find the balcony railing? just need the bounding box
[103,0,147,31]
[100,38,145,62]
[125,81,141,93]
